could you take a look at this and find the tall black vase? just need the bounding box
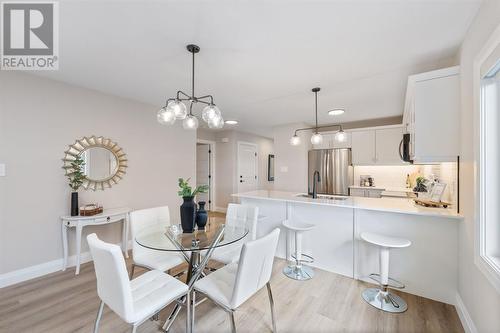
[180,196,196,233]
[71,192,79,216]
[195,201,208,230]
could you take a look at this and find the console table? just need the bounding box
[61,207,131,275]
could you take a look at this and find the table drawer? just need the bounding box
[94,214,126,224]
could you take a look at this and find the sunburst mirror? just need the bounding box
[62,136,128,191]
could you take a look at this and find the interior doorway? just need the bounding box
[196,140,215,211]
[237,141,258,193]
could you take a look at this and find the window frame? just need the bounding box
[475,23,500,294]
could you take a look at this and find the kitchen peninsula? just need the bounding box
[233,190,461,305]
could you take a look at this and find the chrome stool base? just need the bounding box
[283,265,314,281]
[362,288,408,313]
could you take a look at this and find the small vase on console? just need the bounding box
[195,201,208,230]
[71,192,79,216]
[180,196,196,233]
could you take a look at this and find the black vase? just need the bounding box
[180,196,196,233]
[71,192,79,216]
[195,201,208,230]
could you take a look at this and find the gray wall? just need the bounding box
[0,72,196,274]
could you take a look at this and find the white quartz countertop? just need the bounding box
[232,190,461,219]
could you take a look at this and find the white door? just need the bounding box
[351,130,376,165]
[237,142,258,193]
[196,144,211,210]
[375,127,405,165]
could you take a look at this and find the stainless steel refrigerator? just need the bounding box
[308,149,353,196]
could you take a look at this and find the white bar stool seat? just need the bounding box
[282,220,316,281]
[360,232,411,313]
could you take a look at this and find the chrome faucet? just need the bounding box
[312,170,321,199]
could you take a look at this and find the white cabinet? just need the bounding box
[351,130,376,165]
[404,66,460,163]
[375,127,404,164]
[312,132,352,150]
[351,127,405,165]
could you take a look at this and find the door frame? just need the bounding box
[196,139,216,211]
[237,141,258,193]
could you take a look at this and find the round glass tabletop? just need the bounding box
[135,223,249,252]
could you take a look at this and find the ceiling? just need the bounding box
[33,0,481,138]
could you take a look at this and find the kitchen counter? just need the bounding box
[232,190,461,219]
[349,185,414,193]
[234,189,461,305]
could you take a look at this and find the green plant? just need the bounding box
[178,178,209,197]
[413,176,427,193]
[67,154,86,191]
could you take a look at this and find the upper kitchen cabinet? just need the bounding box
[351,130,376,164]
[351,126,406,165]
[403,66,460,163]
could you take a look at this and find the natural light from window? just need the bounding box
[480,58,500,278]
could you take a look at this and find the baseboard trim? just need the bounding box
[455,293,478,333]
[0,241,131,288]
[213,206,227,213]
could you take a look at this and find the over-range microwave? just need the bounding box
[399,133,413,163]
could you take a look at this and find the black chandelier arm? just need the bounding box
[196,94,215,105]
[176,90,191,100]
[189,101,194,116]
[164,97,174,107]
[294,124,343,136]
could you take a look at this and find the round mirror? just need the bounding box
[63,136,128,191]
[81,147,118,181]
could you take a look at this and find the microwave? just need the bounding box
[399,133,413,163]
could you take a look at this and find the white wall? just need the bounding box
[458,0,500,331]
[196,129,274,210]
[0,72,196,274]
[272,123,311,192]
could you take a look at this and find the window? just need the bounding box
[479,48,500,291]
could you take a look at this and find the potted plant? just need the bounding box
[178,178,209,233]
[67,154,86,216]
[413,176,428,197]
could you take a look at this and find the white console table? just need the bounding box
[61,207,131,275]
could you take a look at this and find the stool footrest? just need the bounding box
[367,273,405,289]
[291,253,314,264]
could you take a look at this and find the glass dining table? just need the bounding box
[135,222,249,332]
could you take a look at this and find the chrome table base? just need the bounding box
[283,265,314,281]
[362,288,408,313]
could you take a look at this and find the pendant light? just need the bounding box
[157,44,223,130]
[290,87,346,146]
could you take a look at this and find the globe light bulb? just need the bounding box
[157,107,176,125]
[311,132,323,145]
[335,129,347,142]
[202,105,221,123]
[290,135,301,146]
[167,100,187,119]
[183,115,199,130]
[208,115,224,129]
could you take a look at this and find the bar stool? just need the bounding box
[282,219,316,280]
[360,232,411,313]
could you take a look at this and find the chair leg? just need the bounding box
[129,264,135,279]
[229,311,236,333]
[93,301,104,333]
[131,324,137,333]
[266,282,277,333]
[186,291,192,333]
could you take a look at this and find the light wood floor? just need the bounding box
[0,213,463,333]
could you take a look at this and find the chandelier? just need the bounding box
[157,44,223,130]
[290,87,346,146]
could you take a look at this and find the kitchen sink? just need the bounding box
[296,194,349,201]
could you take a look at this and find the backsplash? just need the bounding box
[353,163,458,205]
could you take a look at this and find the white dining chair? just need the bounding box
[194,228,280,333]
[210,203,259,265]
[87,233,190,333]
[129,206,186,278]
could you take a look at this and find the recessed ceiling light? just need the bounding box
[328,109,345,116]
[225,120,238,125]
